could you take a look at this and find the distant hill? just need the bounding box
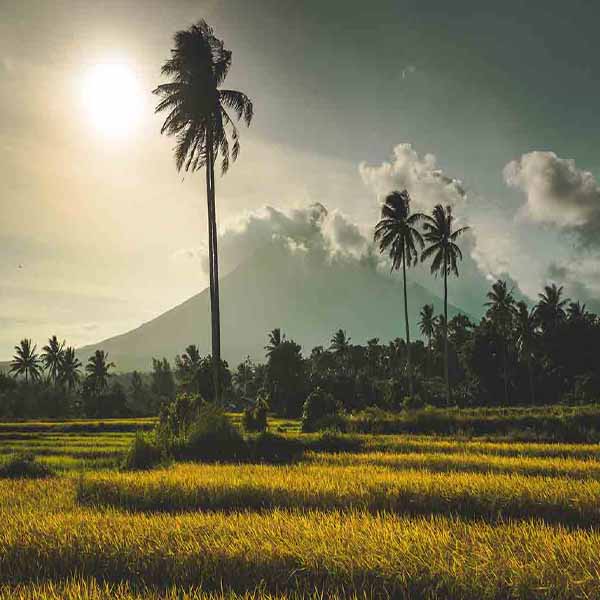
[75,243,468,371]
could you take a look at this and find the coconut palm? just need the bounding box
[41,335,65,385]
[514,301,538,405]
[154,20,253,403]
[419,304,437,375]
[374,190,424,396]
[59,347,82,392]
[421,205,469,404]
[485,280,516,405]
[567,300,587,322]
[85,350,115,394]
[330,329,351,375]
[536,284,568,332]
[10,339,41,383]
[265,328,286,358]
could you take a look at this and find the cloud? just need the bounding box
[504,151,600,244]
[173,204,372,277]
[359,144,466,213]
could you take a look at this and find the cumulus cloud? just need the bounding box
[359,144,466,213]
[173,204,371,277]
[504,151,600,244]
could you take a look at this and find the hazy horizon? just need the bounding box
[2,0,600,361]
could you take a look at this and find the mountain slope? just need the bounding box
[77,244,468,371]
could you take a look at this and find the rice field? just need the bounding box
[2,418,600,598]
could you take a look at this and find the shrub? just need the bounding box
[0,453,54,479]
[121,434,163,470]
[306,430,364,453]
[241,397,269,433]
[177,403,245,461]
[245,432,304,463]
[156,392,204,449]
[402,394,425,411]
[302,387,339,432]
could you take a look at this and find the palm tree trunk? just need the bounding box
[208,141,222,405]
[402,253,413,397]
[444,255,450,405]
[205,129,221,404]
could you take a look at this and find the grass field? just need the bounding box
[2,417,600,598]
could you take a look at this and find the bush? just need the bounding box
[306,430,364,453]
[121,434,163,470]
[0,453,54,479]
[402,394,425,411]
[156,392,204,449]
[302,387,339,432]
[177,403,245,461]
[241,397,268,433]
[245,432,304,463]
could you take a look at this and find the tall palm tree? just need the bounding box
[59,347,82,392]
[514,301,538,405]
[536,284,568,333]
[419,303,436,375]
[485,280,516,405]
[374,190,424,396]
[265,328,286,358]
[154,20,253,404]
[85,350,115,394]
[10,339,41,383]
[41,335,65,385]
[421,205,469,404]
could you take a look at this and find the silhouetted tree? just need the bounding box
[419,304,436,375]
[154,20,253,404]
[58,347,81,392]
[374,190,424,396]
[41,335,65,385]
[10,339,41,383]
[514,301,538,405]
[85,350,115,395]
[536,284,568,333]
[485,280,516,405]
[421,205,469,404]
[265,328,285,357]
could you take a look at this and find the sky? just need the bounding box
[1,0,600,360]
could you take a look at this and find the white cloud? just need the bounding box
[173,203,372,278]
[359,143,466,213]
[504,151,600,242]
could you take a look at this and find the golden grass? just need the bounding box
[1,501,600,599]
[313,449,600,479]
[77,462,600,525]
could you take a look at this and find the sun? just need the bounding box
[81,63,143,137]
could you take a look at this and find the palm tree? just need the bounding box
[567,300,587,322]
[59,347,82,392]
[330,329,351,375]
[536,284,568,332]
[421,205,469,404]
[175,344,203,393]
[374,190,424,396]
[41,335,65,385]
[265,328,286,358]
[514,301,538,405]
[485,280,516,404]
[419,304,437,375]
[10,339,42,383]
[154,20,253,404]
[85,350,115,394]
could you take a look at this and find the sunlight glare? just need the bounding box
[81,63,143,137]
